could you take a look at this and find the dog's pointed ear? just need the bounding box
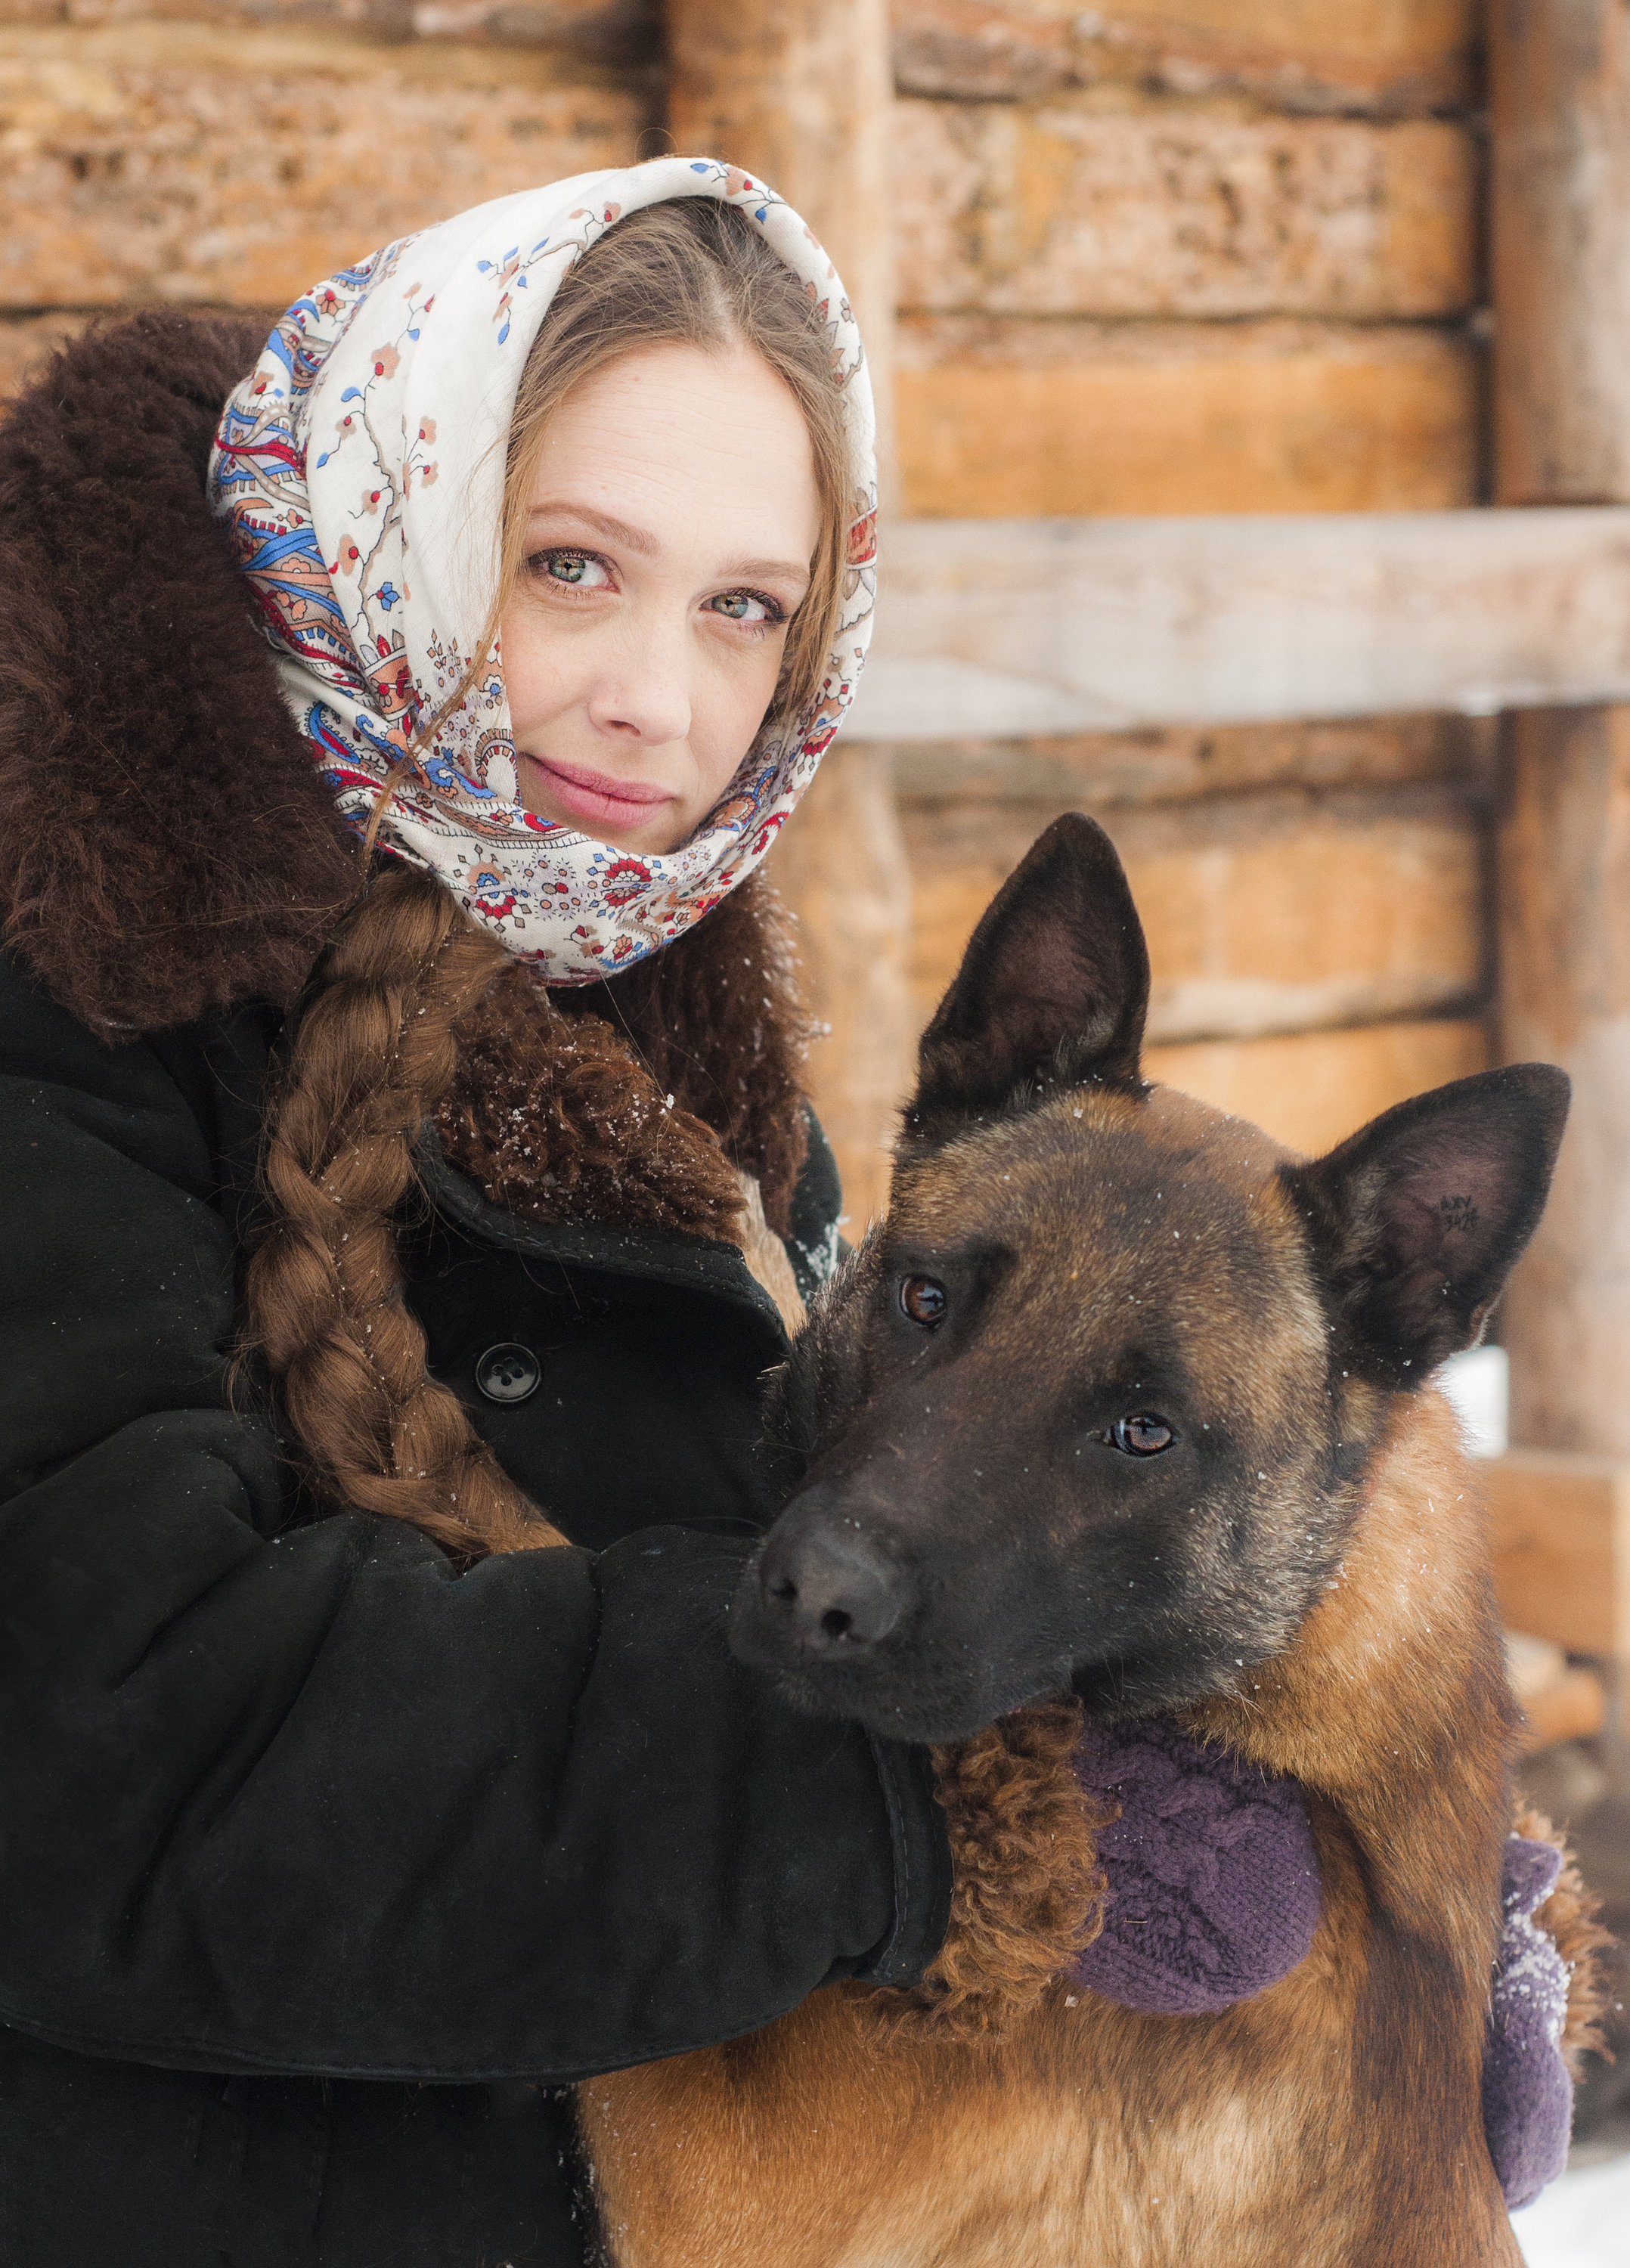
[903,813,1150,1149]
[1284,1064,1570,1383]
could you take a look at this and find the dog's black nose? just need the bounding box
[758,1522,912,1651]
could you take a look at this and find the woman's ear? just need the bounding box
[1282,1064,1571,1384]
[901,813,1150,1154]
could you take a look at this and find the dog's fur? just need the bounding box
[578,816,1594,2267]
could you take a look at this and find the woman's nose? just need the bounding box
[584,621,692,748]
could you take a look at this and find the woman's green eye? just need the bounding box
[535,550,609,589]
[708,590,777,625]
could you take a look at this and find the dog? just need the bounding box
[579,813,1579,2266]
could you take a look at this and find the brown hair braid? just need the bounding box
[246,863,564,1560]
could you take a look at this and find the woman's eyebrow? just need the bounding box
[524,501,810,587]
[525,502,659,556]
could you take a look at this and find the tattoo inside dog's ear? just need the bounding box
[903,814,1151,1151]
[1284,1064,1570,1385]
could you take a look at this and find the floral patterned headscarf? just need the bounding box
[207,157,877,982]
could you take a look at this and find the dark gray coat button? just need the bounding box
[474,1343,541,1404]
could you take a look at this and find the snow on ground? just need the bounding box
[1511,2152,1630,2266]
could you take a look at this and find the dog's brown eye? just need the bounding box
[899,1275,947,1328]
[1108,1414,1174,1456]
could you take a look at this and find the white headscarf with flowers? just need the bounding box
[207,157,877,982]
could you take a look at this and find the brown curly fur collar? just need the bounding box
[0,311,358,1034]
[0,314,812,1234]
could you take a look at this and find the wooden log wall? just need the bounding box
[891,0,1481,519]
[872,0,1494,1211]
[0,4,655,343]
[0,0,1498,1226]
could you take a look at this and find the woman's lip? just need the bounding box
[519,753,676,829]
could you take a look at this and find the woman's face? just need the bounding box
[499,339,821,855]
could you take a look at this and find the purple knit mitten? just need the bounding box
[1483,1834,1573,2211]
[1068,1718,1321,2015]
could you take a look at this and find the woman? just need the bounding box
[0,156,1581,2267]
[0,160,945,2267]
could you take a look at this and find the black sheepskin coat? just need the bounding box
[0,317,950,2268]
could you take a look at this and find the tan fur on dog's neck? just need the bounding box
[578,1385,1522,2268]
[1189,1384,1516,1990]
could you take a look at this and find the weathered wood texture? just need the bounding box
[1491,2,1630,1499]
[2,0,658,63]
[891,0,1478,113]
[1145,1018,1489,1159]
[0,309,89,401]
[846,510,1630,738]
[1498,708,1630,1458]
[886,711,1494,807]
[1486,1450,1630,1674]
[1519,1663,1607,1749]
[1491,0,1630,507]
[665,0,906,1224]
[768,748,913,1232]
[901,787,1486,1041]
[894,103,1476,320]
[0,23,643,306]
[665,0,894,429]
[897,319,1477,516]
[6,0,662,59]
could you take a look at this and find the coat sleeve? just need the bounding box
[0,963,951,2081]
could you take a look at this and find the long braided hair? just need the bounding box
[241,200,852,1562]
[248,864,562,1557]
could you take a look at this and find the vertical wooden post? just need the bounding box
[665,0,913,1226]
[1490,0,1630,1458]
[1490,0,1630,506]
[1497,708,1630,1457]
[663,0,896,471]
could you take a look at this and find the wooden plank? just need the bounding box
[665,0,910,1228]
[0,23,643,308]
[770,748,913,1232]
[23,0,656,64]
[894,104,1475,319]
[666,0,895,465]
[845,508,1630,738]
[1485,1449,1630,1665]
[1489,7,1630,1499]
[0,310,89,406]
[897,321,1476,516]
[1518,1665,1607,1752]
[1143,1018,1489,1158]
[902,789,1485,1043]
[888,713,1495,807]
[1497,706,1630,1457]
[891,0,1477,113]
[1491,0,1630,507]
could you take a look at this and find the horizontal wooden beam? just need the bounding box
[894,106,1476,321]
[903,785,1485,1045]
[0,23,642,309]
[897,324,1477,516]
[891,0,1477,113]
[850,508,1630,736]
[1486,1448,1630,1668]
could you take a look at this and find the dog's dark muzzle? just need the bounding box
[754,1495,917,1656]
[727,1483,935,1712]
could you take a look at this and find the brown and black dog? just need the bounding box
[578,814,1596,2267]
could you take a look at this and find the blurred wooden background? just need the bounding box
[2,0,1626,1713]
